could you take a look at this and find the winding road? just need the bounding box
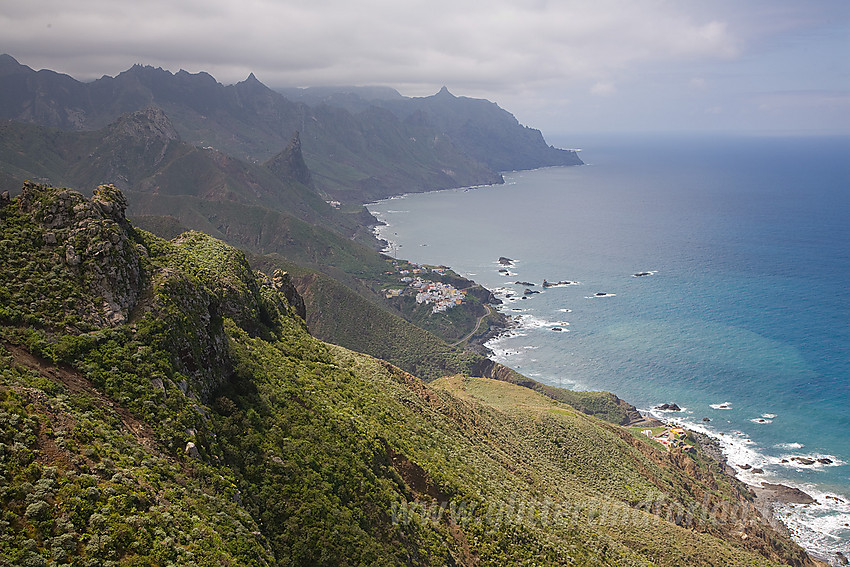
[451,304,494,347]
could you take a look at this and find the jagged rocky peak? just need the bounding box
[111,107,180,142]
[264,130,313,187]
[14,182,142,327]
[243,72,261,85]
[235,71,274,96]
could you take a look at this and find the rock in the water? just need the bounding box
[760,482,816,505]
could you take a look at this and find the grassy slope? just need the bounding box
[0,185,815,565]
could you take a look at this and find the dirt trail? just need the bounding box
[4,342,161,454]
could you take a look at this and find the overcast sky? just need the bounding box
[2,0,848,137]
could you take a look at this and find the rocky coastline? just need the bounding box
[688,431,835,565]
[456,260,832,565]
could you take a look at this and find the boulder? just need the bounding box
[760,482,816,505]
[185,442,200,459]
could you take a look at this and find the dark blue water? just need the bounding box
[368,134,850,557]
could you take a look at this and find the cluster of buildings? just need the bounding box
[383,263,465,314]
[642,427,696,454]
[413,279,466,313]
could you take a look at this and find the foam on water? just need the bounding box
[776,442,806,450]
[649,408,850,559]
[775,492,850,560]
[368,135,850,559]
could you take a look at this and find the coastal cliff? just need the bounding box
[0,184,818,566]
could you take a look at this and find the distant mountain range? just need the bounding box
[0,53,582,391]
[0,54,581,205]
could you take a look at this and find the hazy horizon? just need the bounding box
[2,1,848,136]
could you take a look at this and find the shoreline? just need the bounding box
[368,187,846,565]
[479,282,843,565]
[481,301,832,562]
[686,430,833,565]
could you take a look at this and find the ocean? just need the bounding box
[368,133,850,560]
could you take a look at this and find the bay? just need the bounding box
[368,133,850,558]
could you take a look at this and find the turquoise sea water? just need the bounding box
[368,134,850,559]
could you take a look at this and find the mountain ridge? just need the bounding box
[0,54,580,204]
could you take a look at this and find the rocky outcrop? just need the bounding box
[271,269,306,320]
[3,182,310,400]
[759,483,816,505]
[265,130,313,187]
[15,182,142,327]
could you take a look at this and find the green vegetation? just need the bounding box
[0,61,814,565]
[0,185,815,565]
[284,269,483,382]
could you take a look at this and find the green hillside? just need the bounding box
[0,184,817,566]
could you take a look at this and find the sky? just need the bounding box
[2,0,849,137]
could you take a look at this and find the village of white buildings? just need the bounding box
[384,263,467,314]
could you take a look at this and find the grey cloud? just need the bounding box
[2,0,847,133]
